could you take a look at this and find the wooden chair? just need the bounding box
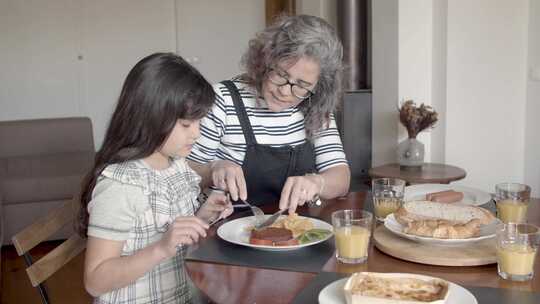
[11,197,86,304]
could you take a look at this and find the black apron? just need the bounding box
[222,80,316,206]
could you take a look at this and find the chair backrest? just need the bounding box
[11,197,86,302]
[0,117,94,158]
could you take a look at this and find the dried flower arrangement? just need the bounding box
[398,100,438,138]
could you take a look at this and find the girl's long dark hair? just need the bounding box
[78,53,214,237]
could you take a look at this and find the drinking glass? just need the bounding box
[496,223,540,281]
[331,209,373,264]
[495,183,531,223]
[372,178,406,221]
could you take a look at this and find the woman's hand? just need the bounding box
[210,160,247,201]
[196,190,234,224]
[279,174,323,213]
[157,216,209,258]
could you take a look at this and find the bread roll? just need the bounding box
[395,201,494,239]
[395,201,495,226]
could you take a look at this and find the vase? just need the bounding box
[397,138,425,169]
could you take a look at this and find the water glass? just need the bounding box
[372,178,406,221]
[495,183,531,223]
[331,209,373,264]
[496,223,539,281]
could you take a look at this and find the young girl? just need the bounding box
[79,53,232,304]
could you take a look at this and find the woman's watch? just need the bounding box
[305,172,325,206]
[307,195,322,207]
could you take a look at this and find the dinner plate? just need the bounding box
[384,213,499,246]
[217,215,333,251]
[404,184,492,206]
[318,273,478,304]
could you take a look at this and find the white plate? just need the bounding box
[404,184,492,206]
[217,215,333,251]
[384,214,499,246]
[319,274,477,304]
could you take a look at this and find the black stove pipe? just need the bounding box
[337,0,369,90]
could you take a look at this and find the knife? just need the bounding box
[255,209,286,230]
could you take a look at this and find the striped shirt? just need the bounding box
[188,79,348,172]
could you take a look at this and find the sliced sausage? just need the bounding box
[428,190,464,203]
[425,190,455,201]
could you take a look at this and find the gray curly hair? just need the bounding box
[241,14,344,138]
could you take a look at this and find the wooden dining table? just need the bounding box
[185,192,540,304]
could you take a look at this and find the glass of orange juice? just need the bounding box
[331,209,373,264]
[495,183,531,223]
[372,178,406,222]
[496,223,539,281]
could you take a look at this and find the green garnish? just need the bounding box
[297,229,333,244]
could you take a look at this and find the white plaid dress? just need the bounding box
[88,158,201,304]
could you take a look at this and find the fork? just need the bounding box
[255,208,286,230]
[211,189,265,226]
[238,199,265,227]
[207,198,264,227]
[208,216,225,227]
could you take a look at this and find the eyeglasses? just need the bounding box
[267,68,315,100]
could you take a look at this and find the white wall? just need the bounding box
[446,0,529,193]
[0,0,176,148]
[0,0,83,120]
[398,0,433,161]
[0,0,266,148]
[3,1,537,195]
[373,0,536,196]
[175,0,265,83]
[81,0,176,147]
[431,0,448,164]
[371,0,399,166]
[525,0,540,196]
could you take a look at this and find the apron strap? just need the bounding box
[221,80,257,146]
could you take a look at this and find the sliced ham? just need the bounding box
[249,227,299,246]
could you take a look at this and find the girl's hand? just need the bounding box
[157,216,208,258]
[279,174,322,213]
[210,160,247,201]
[196,190,234,224]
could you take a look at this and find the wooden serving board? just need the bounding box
[373,225,497,266]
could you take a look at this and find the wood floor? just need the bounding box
[1,241,92,304]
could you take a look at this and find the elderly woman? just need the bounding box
[188,15,350,212]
